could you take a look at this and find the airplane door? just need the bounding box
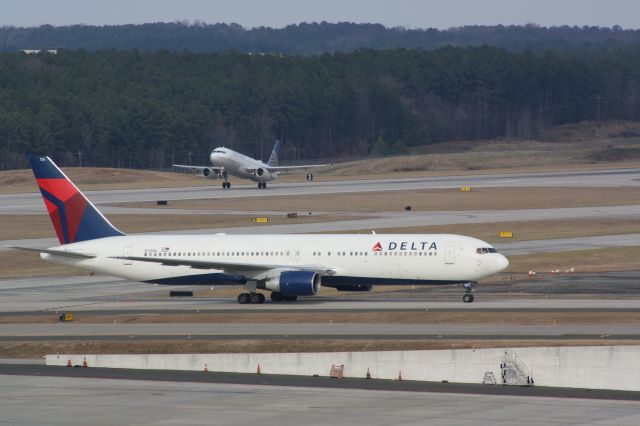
[123,247,133,265]
[444,246,456,264]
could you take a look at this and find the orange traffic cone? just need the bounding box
[256,364,261,375]
[398,371,402,381]
[82,357,88,368]
[366,368,371,379]
[204,363,208,372]
[66,359,72,368]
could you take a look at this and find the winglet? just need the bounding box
[28,156,124,245]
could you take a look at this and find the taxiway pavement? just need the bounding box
[2,168,639,215]
[0,369,638,426]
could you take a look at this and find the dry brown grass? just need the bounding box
[0,212,356,240]
[345,218,640,244]
[123,187,640,213]
[507,246,640,273]
[3,311,639,325]
[0,167,206,194]
[1,339,638,359]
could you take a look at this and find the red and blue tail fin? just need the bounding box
[29,156,124,245]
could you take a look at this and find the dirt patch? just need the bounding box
[121,187,640,213]
[0,212,357,240]
[506,246,640,274]
[340,218,640,244]
[2,339,637,359]
[0,167,205,194]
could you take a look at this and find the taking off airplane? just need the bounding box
[174,140,327,189]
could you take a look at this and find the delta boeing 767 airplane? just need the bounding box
[10,156,509,304]
[174,140,327,189]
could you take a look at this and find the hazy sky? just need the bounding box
[2,0,639,29]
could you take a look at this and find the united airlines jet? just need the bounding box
[10,156,509,304]
[174,141,326,189]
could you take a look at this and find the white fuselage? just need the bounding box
[210,148,277,183]
[41,234,509,288]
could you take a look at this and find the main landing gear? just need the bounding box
[221,171,230,189]
[237,292,265,304]
[258,182,267,189]
[462,281,476,303]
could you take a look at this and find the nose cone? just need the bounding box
[496,255,509,272]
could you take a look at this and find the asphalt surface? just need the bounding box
[2,167,640,215]
[2,371,639,426]
[1,364,638,400]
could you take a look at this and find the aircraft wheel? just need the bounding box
[237,293,250,304]
[463,293,474,303]
[283,295,298,302]
[271,292,284,302]
[249,293,263,304]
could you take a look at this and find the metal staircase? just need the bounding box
[500,351,533,386]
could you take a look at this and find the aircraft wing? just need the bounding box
[110,255,336,277]
[246,164,329,175]
[173,164,224,173]
[8,246,97,259]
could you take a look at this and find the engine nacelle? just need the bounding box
[201,168,220,179]
[332,284,373,292]
[256,168,264,176]
[265,270,320,296]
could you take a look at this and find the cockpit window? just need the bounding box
[476,247,498,254]
[213,150,227,154]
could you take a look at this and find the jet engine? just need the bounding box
[264,270,320,296]
[256,168,264,176]
[201,168,221,179]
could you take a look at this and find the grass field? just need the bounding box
[119,186,640,213]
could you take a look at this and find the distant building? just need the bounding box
[22,49,58,55]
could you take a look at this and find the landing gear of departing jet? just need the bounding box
[237,292,265,304]
[462,281,476,303]
[258,182,267,189]
[222,182,231,189]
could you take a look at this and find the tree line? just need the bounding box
[1,45,639,169]
[2,22,640,55]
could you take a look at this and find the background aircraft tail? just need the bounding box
[267,140,281,167]
[28,156,124,245]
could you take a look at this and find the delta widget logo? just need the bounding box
[372,242,383,252]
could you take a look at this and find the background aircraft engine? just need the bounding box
[201,168,220,179]
[256,168,264,176]
[265,271,320,296]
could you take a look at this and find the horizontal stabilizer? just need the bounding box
[7,246,96,259]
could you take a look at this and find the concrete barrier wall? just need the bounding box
[46,345,640,391]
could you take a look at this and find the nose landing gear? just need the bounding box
[462,281,476,303]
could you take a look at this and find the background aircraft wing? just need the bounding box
[173,164,224,178]
[263,164,329,174]
[110,255,336,277]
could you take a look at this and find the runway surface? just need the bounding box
[3,211,639,252]
[2,167,639,215]
[0,368,638,426]
[2,272,640,314]
[1,322,638,341]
